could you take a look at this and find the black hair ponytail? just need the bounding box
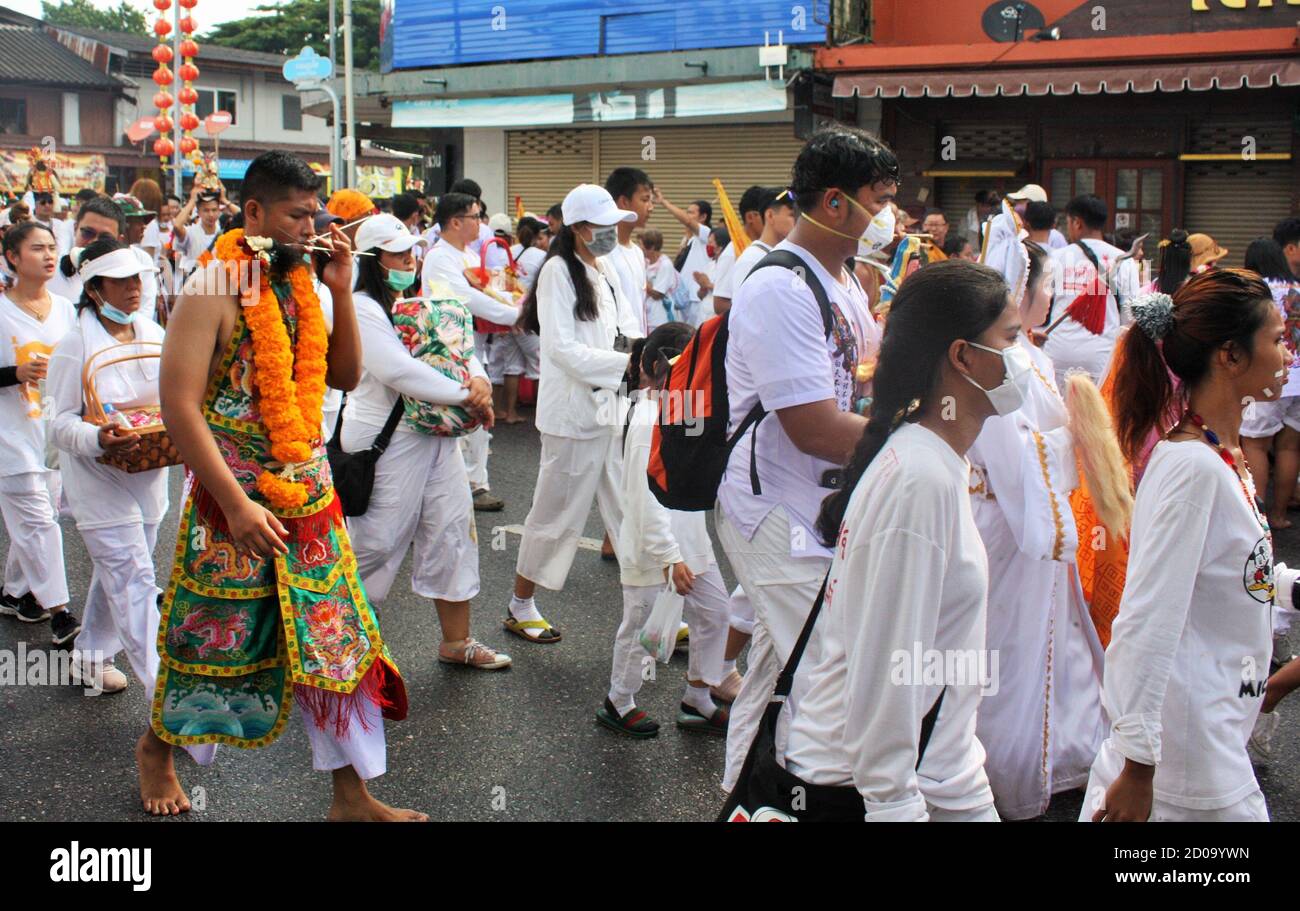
[816,260,1011,545]
[518,224,598,335]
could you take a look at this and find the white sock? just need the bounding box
[608,690,636,717]
[682,684,716,716]
[722,659,737,676]
[510,595,541,623]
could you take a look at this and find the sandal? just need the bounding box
[503,615,562,644]
[595,698,660,738]
[438,637,513,670]
[676,702,729,736]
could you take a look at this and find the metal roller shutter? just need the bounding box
[506,129,597,218]
[1183,161,1294,268]
[506,123,803,239]
[930,121,1030,238]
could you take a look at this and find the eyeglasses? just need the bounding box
[78,227,116,243]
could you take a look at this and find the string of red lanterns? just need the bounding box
[151,0,174,161]
[151,0,201,169]
[177,0,200,159]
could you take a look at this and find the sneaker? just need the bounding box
[472,488,504,512]
[49,609,81,646]
[710,669,744,704]
[12,593,51,623]
[676,622,690,646]
[71,658,128,695]
[1249,710,1281,764]
[437,637,512,670]
[0,591,20,618]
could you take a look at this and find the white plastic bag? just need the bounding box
[638,583,685,664]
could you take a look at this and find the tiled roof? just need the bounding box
[51,23,308,71]
[0,24,125,90]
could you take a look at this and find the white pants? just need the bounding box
[716,503,828,792]
[929,802,1001,822]
[302,692,387,780]
[516,432,624,592]
[489,332,541,383]
[1079,741,1268,821]
[347,429,479,604]
[0,470,68,608]
[728,584,754,636]
[74,521,162,692]
[611,570,730,704]
[461,427,492,491]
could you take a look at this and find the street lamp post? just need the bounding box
[343,0,356,188]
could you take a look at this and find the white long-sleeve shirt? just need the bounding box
[0,291,75,476]
[340,290,483,442]
[533,254,638,440]
[602,242,648,337]
[420,240,519,327]
[783,422,993,821]
[46,308,169,529]
[1042,238,1140,383]
[1100,440,1273,810]
[618,394,717,587]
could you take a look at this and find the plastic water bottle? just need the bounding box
[102,403,131,430]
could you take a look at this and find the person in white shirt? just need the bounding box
[49,197,131,307]
[712,188,796,314]
[421,192,521,511]
[602,167,654,336]
[113,194,164,325]
[640,229,680,330]
[28,191,72,258]
[47,239,166,696]
[599,321,730,736]
[1022,200,1066,255]
[1042,194,1140,388]
[1085,268,1292,822]
[341,214,509,671]
[507,184,641,643]
[0,221,79,645]
[171,184,223,282]
[494,214,548,423]
[655,191,712,323]
[717,126,894,792]
[770,260,1015,822]
[962,190,998,249]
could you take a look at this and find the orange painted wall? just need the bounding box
[871,0,1085,46]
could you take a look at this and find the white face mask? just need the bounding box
[859,204,896,257]
[963,340,1034,416]
[586,225,618,257]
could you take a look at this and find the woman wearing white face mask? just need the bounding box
[46,238,166,694]
[340,215,509,669]
[507,184,642,643]
[967,203,1108,820]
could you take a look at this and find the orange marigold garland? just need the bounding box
[214,229,328,509]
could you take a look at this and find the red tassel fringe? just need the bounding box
[294,658,408,737]
[191,482,342,543]
[1066,292,1108,336]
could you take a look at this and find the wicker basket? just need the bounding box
[82,341,182,473]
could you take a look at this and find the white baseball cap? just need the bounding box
[561,184,637,227]
[77,247,158,281]
[1006,184,1048,204]
[354,213,426,253]
[488,212,513,234]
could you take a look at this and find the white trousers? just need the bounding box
[302,693,387,780]
[516,432,624,592]
[74,521,162,693]
[611,570,730,703]
[347,430,479,604]
[929,803,1001,822]
[728,584,754,636]
[1078,741,1268,821]
[0,470,68,608]
[489,332,541,383]
[716,504,828,792]
[461,426,492,491]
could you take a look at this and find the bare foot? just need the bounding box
[135,731,191,817]
[1270,514,1292,529]
[503,413,526,424]
[328,789,428,822]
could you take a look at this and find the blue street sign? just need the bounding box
[282,46,333,85]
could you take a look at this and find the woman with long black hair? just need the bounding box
[507,184,642,643]
[758,260,1017,821]
[1085,269,1289,822]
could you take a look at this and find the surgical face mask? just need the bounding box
[384,267,417,292]
[585,224,618,257]
[963,340,1034,416]
[859,203,896,257]
[92,292,134,325]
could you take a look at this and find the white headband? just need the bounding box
[77,248,157,282]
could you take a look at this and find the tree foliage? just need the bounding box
[42,0,149,35]
[203,0,380,72]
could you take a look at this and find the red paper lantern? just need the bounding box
[154,18,171,36]
[179,136,198,155]
[152,67,173,86]
[154,91,174,109]
[151,44,173,63]
[179,63,199,82]
[153,115,173,133]
[179,16,196,33]
[178,86,198,105]
[153,137,174,157]
[180,39,199,58]
[153,0,171,8]
[180,112,200,131]
[179,0,198,7]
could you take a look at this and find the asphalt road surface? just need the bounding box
[2,411,1298,822]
